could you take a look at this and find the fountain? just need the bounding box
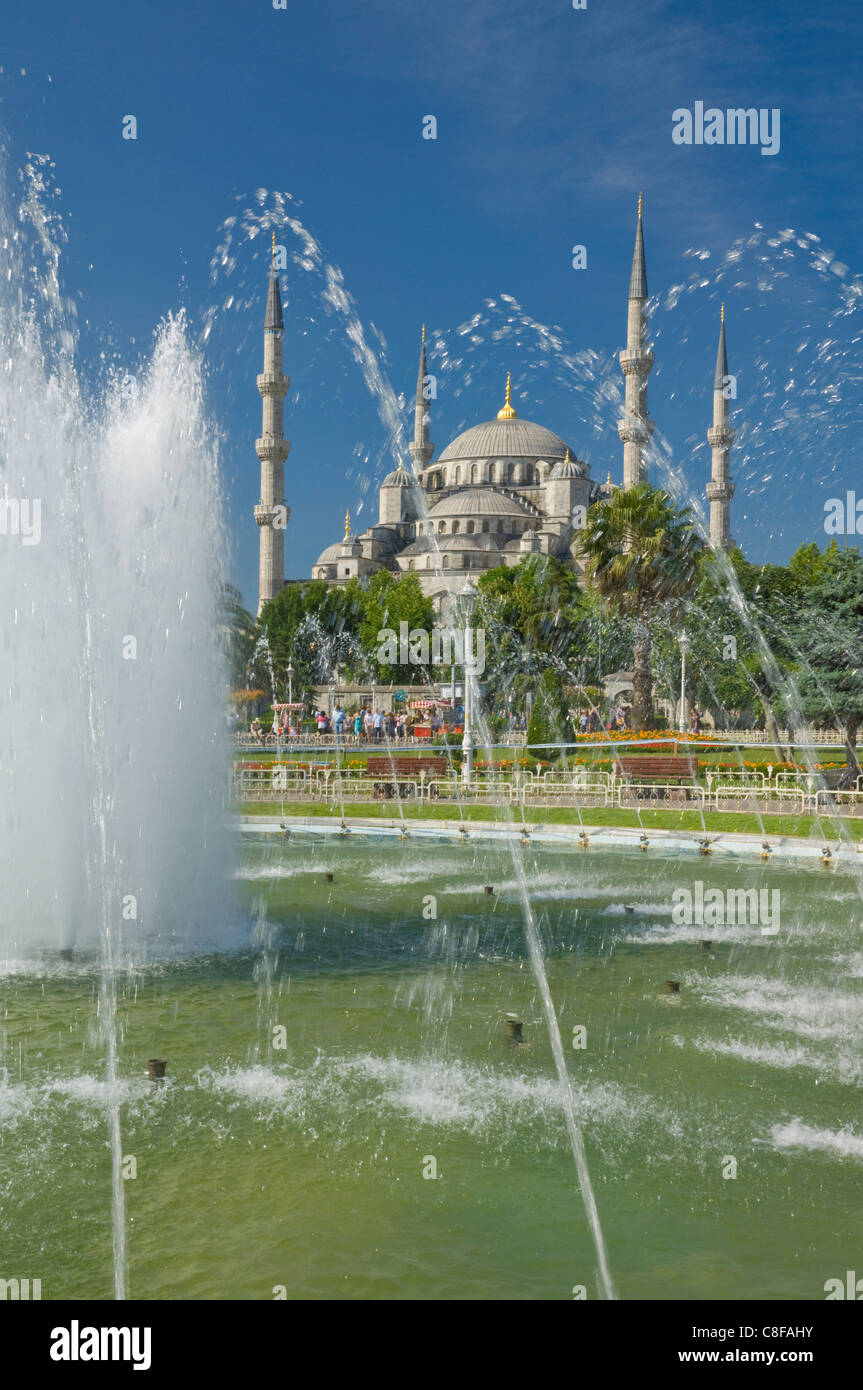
[0,156,230,1298]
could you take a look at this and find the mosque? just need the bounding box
[253,201,735,615]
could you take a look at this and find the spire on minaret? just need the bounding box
[628,194,648,300]
[497,371,518,420]
[344,508,351,541]
[409,324,435,471]
[713,303,729,389]
[706,304,735,550]
[264,233,284,332]
[254,248,291,615]
[618,194,655,488]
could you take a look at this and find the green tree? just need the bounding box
[791,541,863,783]
[359,571,436,682]
[477,554,589,715]
[526,666,571,754]
[581,484,704,728]
[257,579,367,701]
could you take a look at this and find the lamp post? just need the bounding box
[678,632,690,733]
[460,576,478,786]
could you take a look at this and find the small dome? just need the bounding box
[550,447,587,480]
[382,465,416,487]
[428,487,537,519]
[314,543,343,565]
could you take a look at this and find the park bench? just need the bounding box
[366,755,449,799]
[616,755,698,784]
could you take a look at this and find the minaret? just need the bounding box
[254,233,291,615]
[409,324,434,472]
[618,194,655,488]
[706,304,735,549]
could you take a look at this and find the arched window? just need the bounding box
[452,520,460,533]
[408,560,414,571]
[482,520,489,533]
[454,466,462,485]
[438,520,446,533]
[466,520,474,534]
[443,555,450,568]
[471,464,479,484]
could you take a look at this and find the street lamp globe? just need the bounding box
[460,575,478,620]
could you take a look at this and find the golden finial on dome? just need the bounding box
[721,302,725,324]
[606,470,612,488]
[564,447,572,462]
[638,192,643,219]
[344,508,351,541]
[497,371,518,420]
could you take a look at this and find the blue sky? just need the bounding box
[2,0,862,610]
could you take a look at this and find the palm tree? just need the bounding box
[581,484,704,729]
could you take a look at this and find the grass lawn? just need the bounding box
[233,800,863,840]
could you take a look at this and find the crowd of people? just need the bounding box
[324,706,409,741]
[246,700,701,744]
[250,707,412,743]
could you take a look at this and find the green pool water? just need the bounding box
[1,838,861,1300]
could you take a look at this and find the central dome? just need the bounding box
[437,417,572,464]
